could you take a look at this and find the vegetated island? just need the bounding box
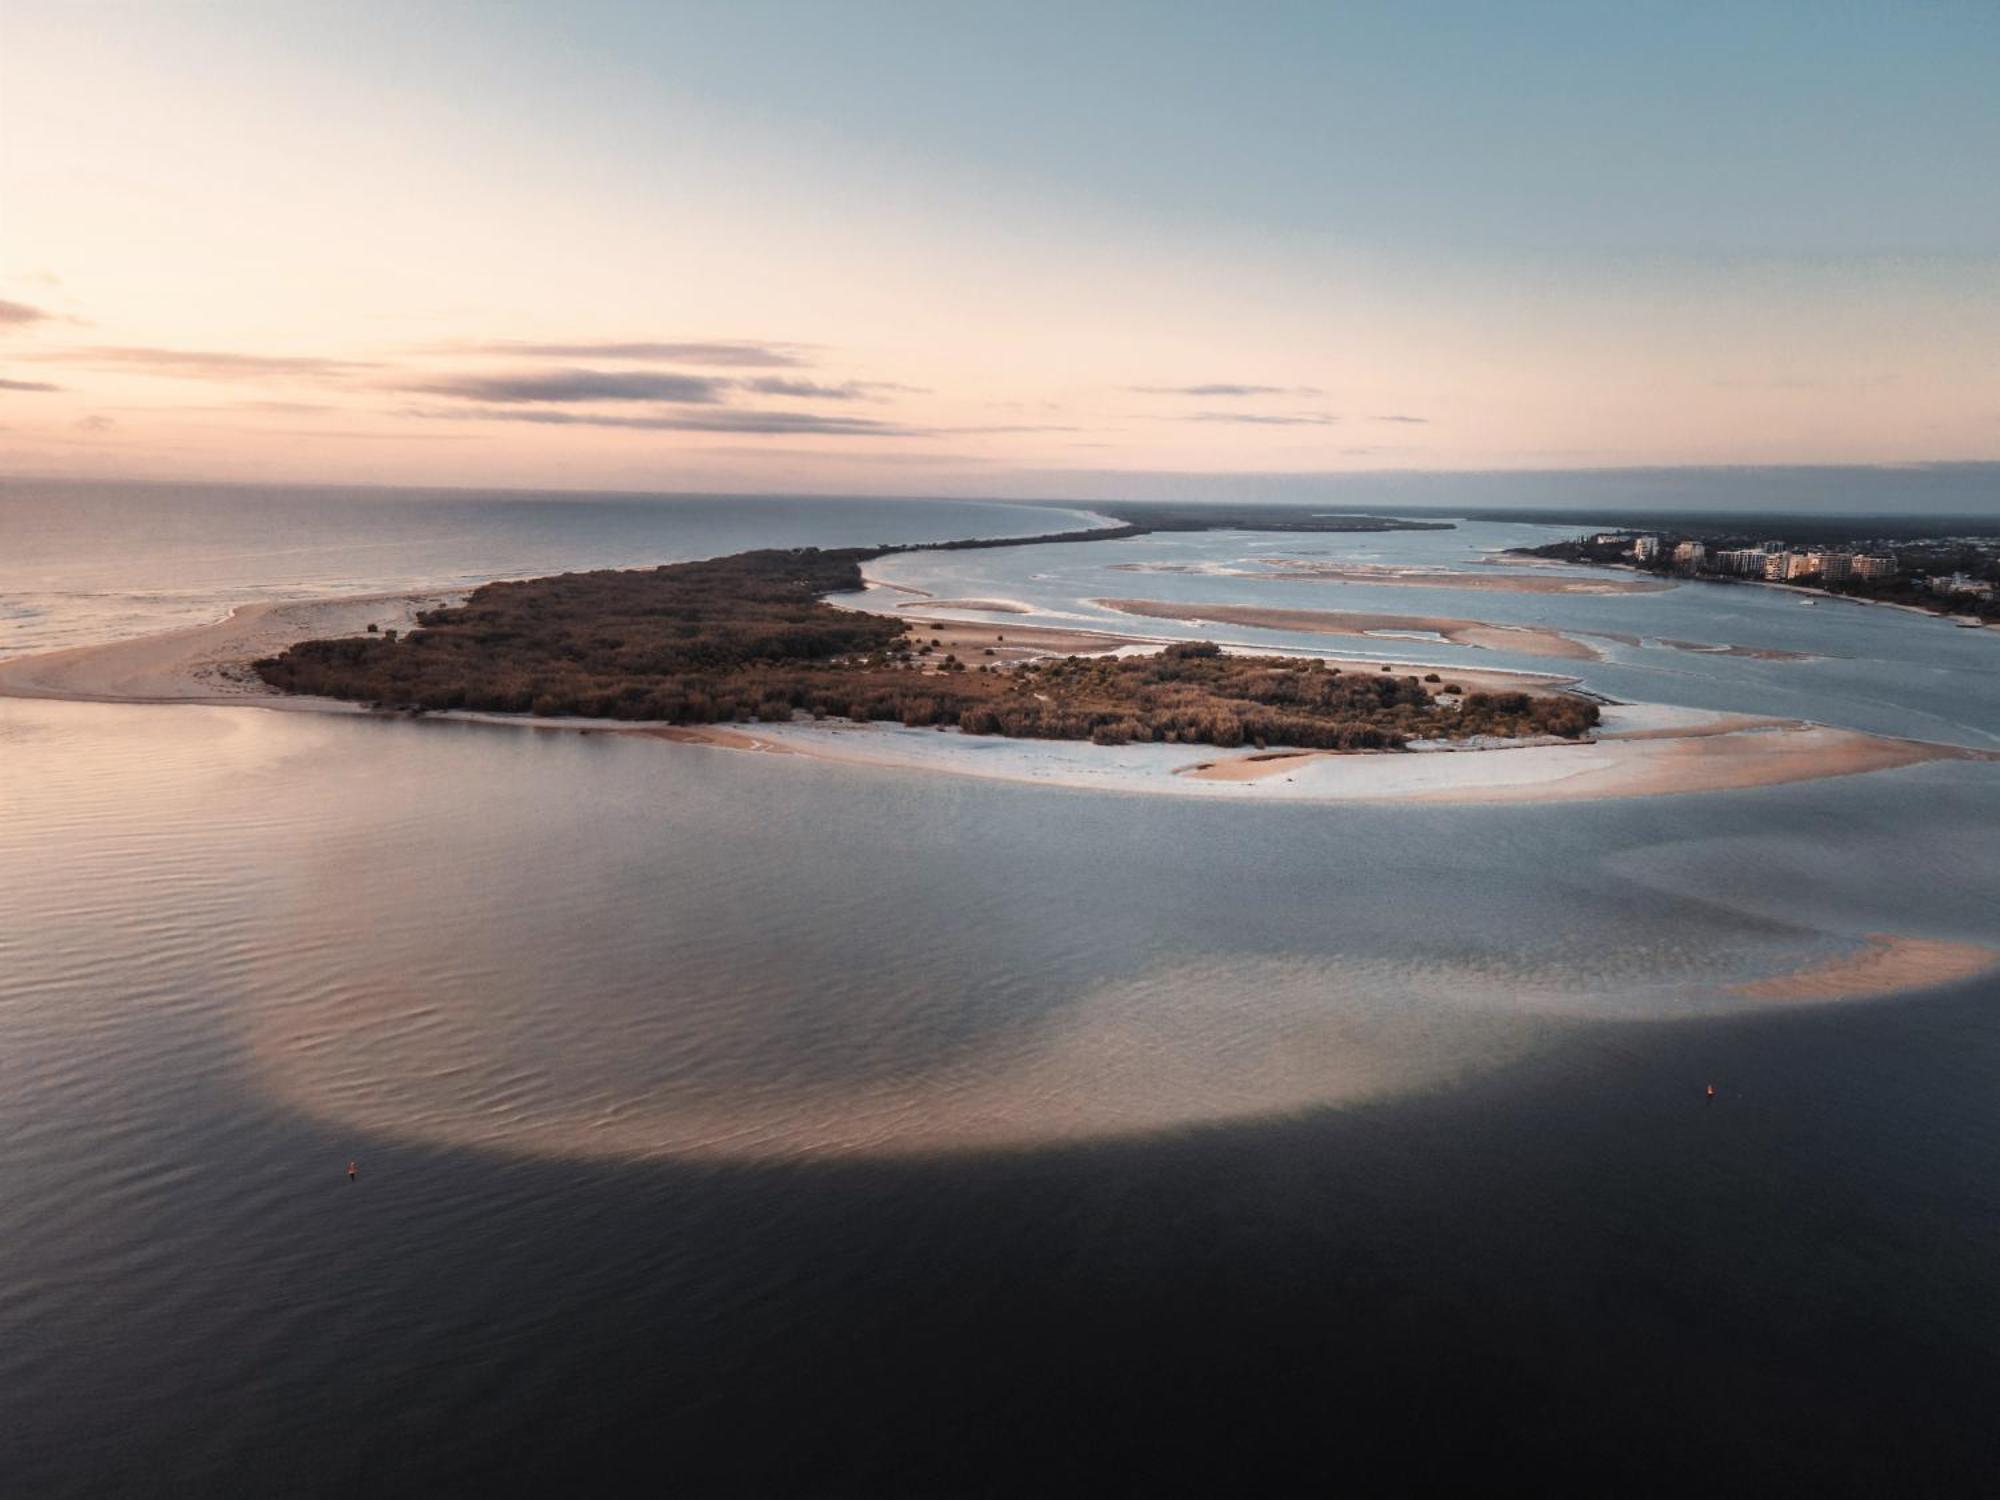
[254,547,1597,752]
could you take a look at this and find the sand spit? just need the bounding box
[0,592,460,706]
[1108,560,1671,595]
[1096,598,1601,661]
[899,597,1033,614]
[1170,724,1964,802]
[647,715,1979,806]
[1732,934,2000,1002]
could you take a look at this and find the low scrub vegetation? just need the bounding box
[256,549,1598,750]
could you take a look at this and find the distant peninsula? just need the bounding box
[253,544,1596,751]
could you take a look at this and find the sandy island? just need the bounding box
[4,588,1989,807]
[1096,597,1602,661]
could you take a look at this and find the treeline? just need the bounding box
[256,548,905,716]
[255,550,1598,750]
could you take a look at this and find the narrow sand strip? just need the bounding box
[0,592,460,705]
[1172,725,1959,802]
[1732,934,2000,1001]
[656,718,1979,805]
[1113,560,1673,595]
[1096,598,1602,661]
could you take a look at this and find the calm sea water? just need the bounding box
[0,479,1105,657]
[4,484,2000,1494]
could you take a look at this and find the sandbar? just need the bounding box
[651,716,1979,806]
[899,597,1033,614]
[1732,934,2000,1002]
[1096,598,1602,661]
[1108,560,1672,595]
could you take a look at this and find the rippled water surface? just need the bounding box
[5,489,2000,1494]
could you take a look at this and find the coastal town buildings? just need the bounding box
[1535,530,1989,621]
[1715,548,1767,575]
[1931,573,1996,599]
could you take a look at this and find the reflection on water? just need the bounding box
[7,700,1998,1169]
[8,695,2000,1493]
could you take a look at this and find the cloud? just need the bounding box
[437,339,809,368]
[407,406,1075,439]
[1373,414,1430,424]
[1130,383,1323,397]
[0,299,52,327]
[694,446,992,466]
[411,405,914,436]
[36,346,377,378]
[740,376,927,401]
[398,368,730,404]
[75,414,115,432]
[0,377,60,392]
[1185,411,1339,426]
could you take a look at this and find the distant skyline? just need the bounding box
[3,2,1997,495]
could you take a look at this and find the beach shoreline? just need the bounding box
[3,585,1988,807]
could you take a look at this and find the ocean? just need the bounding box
[2,481,1999,1494]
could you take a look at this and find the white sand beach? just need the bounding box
[0,592,460,706]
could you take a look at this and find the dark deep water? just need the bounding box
[9,978,2000,1495]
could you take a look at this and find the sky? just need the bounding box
[2,1,1997,497]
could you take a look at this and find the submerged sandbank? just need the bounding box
[1732,934,2000,1002]
[251,928,2000,1166]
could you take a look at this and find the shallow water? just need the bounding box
[5,489,2000,1493]
[868,519,2000,749]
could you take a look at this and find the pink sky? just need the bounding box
[3,4,1996,493]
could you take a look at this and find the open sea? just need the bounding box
[3,479,2000,1495]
